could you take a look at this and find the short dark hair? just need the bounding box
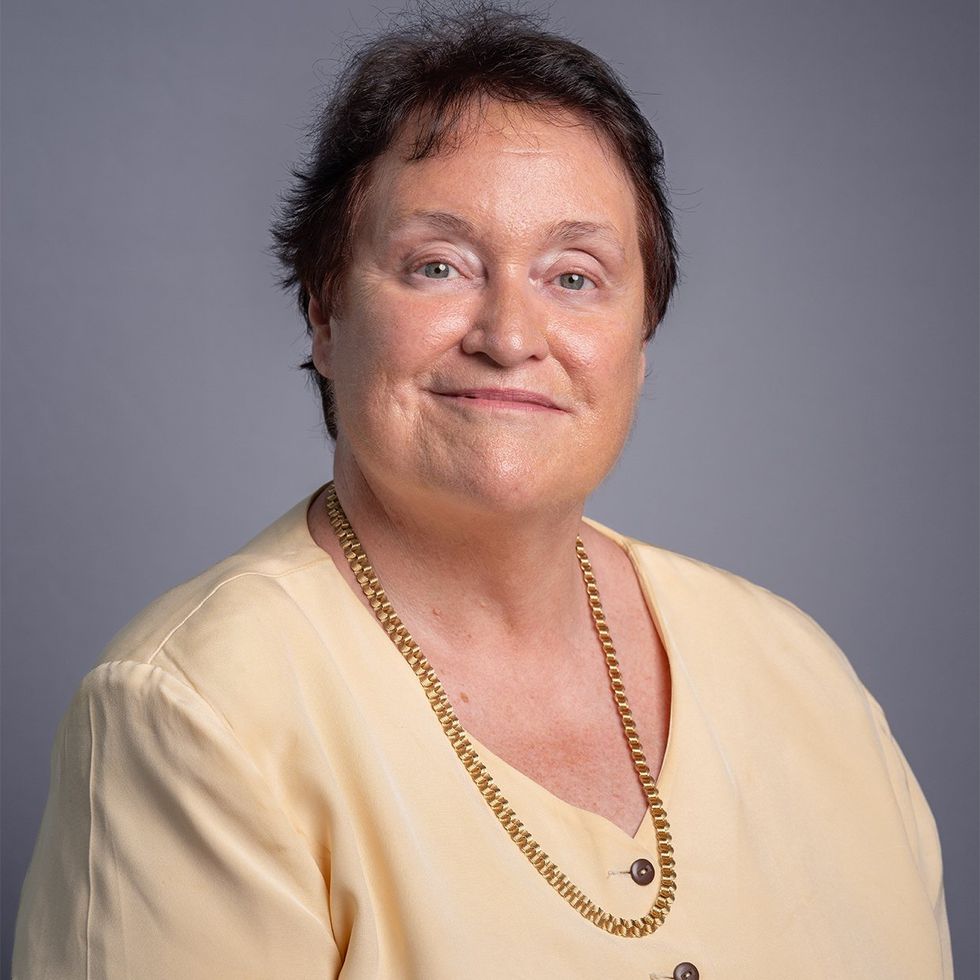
[271,2,679,440]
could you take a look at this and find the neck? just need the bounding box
[321,450,597,662]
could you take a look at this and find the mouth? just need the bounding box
[430,387,567,413]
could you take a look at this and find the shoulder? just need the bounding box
[64,489,345,795]
[636,537,845,656]
[584,516,873,721]
[91,489,336,703]
[587,517,850,664]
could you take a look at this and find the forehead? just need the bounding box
[354,99,641,250]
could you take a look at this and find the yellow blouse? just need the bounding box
[13,486,953,978]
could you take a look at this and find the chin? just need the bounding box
[429,454,595,518]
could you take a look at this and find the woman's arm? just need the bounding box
[13,659,342,980]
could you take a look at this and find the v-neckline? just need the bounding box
[457,522,679,845]
[302,486,679,847]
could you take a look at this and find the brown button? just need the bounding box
[629,857,655,885]
[673,963,699,980]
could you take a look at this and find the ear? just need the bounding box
[636,339,648,392]
[308,291,336,380]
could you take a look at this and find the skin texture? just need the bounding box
[307,99,670,837]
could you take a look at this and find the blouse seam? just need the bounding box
[89,658,334,934]
[141,559,329,668]
[99,557,338,877]
[141,654,331,894]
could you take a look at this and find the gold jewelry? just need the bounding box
[323,481,676,938]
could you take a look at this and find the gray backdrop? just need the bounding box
[2,0,977,975]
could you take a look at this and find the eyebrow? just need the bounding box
[544,219,626,262]
[387,210,478,239]
[385,210,627,261]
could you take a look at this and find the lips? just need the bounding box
[433,387,565,410]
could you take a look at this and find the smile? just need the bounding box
[430,388,567,413]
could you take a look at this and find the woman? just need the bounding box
[13,6,951,978]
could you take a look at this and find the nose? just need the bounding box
[460,271,550,367]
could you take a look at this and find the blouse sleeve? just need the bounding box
[13,659,342,980]
[864,689,954,978]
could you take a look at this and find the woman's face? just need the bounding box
[309,99,649,518]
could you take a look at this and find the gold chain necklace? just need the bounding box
[323,480,676,938]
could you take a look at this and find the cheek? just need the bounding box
[333,288,467,404]
[568,327,644,412]
[605,359,643,428]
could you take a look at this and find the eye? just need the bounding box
[556,272,596,291]
[417,260,460,280]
